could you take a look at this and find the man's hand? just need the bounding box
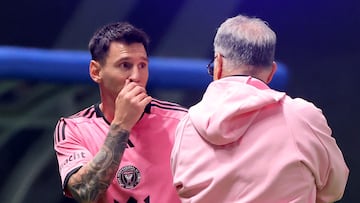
[112,79,152,131]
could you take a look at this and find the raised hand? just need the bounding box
[112,79,152,131]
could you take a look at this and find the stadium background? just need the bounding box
[0,0,359,202]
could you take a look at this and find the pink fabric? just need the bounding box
[171,76,349,203]
[54,99,187,203]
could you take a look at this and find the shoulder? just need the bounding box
[149,98,188,119]
[68,105,97,119]
[284,97,325,122]
[283,96,331,139]
[56,105,100,128]
[54,104,104,143]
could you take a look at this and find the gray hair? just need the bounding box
[214,15,276,69]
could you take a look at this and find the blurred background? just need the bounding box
[0,0,359,202]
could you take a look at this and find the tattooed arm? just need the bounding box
[66,124,129,203]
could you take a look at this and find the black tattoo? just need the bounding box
[68,124,129,202]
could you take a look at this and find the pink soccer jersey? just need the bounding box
[54,98,187,203]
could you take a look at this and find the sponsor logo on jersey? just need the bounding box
[117,165,141,189]
[59,152,86,170]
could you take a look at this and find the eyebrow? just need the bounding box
[116,56,149,63]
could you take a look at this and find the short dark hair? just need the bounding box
[88,22,150,64]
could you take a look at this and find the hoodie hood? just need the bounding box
[189,76,286,145]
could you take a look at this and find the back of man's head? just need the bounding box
[214,15,276,71]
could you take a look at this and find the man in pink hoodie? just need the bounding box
[171,14,349,203]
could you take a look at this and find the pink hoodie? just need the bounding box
[171,76,349,203]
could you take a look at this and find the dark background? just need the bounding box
[0,0,359,202]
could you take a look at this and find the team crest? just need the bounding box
[117,165,141,189]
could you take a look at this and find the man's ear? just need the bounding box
[214,53,223,80]
[265,61,277,84]
[89,60,102,83]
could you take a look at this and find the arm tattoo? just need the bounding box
[68,124,129,203]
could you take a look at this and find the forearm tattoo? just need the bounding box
[68,124,129,203]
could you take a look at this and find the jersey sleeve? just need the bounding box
[53,118,94,193]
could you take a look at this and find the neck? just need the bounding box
[224,66,271,84]
[100,102,115,122]
[99,90,116,123]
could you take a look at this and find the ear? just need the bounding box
[214,53,223,80]
[265,61,277,84]
[89,60,102,83]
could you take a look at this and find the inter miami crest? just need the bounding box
[117,165,141,189]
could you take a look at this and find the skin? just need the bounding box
[66,42,152,203]
[213,52,277,83]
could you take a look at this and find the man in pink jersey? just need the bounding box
[171,14,349,203]
[54,22,187,203]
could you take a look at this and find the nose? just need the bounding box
[129,66,141,83]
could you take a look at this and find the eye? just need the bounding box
[138,62,148,69]
[119,62,133,69]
